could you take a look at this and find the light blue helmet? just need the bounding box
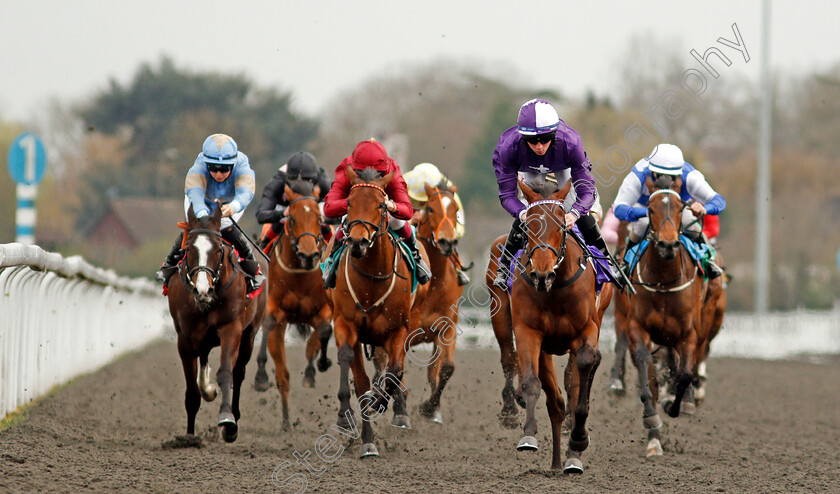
[202,134,238,165]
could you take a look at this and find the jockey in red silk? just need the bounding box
[492,98,624,290]
[321,139,432,288]
[156,133,265,292]
[612,143,726,278]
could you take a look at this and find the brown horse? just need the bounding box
[625,175,706,457]
[373,181,463,424]
[331,167,428,457]
[251,184,333,430]
[606,219,632,395]
[167,204,267,443]
[486,181,612,473]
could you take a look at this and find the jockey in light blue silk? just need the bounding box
[157,133,265,292]
[612,143,725,279]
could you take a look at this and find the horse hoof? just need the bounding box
[694,385,706,403]
[418,401,436,419]
[360,443,379,458]
[391,414,411,429]
[645,438,663,457]
[218,414,238,443]
[336,412,353,430]
[643,414,662,430]
[563,458,584,474]
[498,411,519,429]
[301,375,316,388]
[607,378,626,396]
[680,401,696,416]
[432,411,443,424]
[516,436,538,451]
[317,358,332,373]
[201,384,219,402]
[253,369,270,392]
[569,434,589,452]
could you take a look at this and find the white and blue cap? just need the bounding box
[646,144,684,176]
[202,134,238,165]
[517,98,560,135]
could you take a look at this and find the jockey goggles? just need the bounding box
[206,162,234,173]
[523,132,555,145]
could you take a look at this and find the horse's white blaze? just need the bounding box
[662,196,670,205]
[303,205,311,212]
[194,235,213,296]
[441,196,452,211]
[698,361,707,378]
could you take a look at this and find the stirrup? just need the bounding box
[492,268,509,290]
[457,270,470,286]
[415,258,431,285]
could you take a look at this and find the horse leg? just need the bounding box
[371,346,387,386]
[608,329,629,396]
[349,341,380,458]
[266,317,291,431]
[178,342,201,436]
[561,353,577,435]
[420,325,456,424]
[333,318,357,431]
[628,325,663,456]
[315,308,334,372]
[231,324,257,424]
[382,327,410,430]
[419,341,441,420]
[538,352,567,470]
[253,315,274,392]
[303,327,319,388]
[216,324,242,443]
[565,333,602,474]
[515,329,542,451]
[197,351,219,402]
[666,331,698,418]
[490,289,519,427]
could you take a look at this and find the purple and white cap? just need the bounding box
[517,98,560,135]
[646,144,685,175]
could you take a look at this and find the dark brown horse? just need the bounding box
[251,184,333,430]
[373,181,463,424]
[167,204,267,443]
[486,181,613,473]
[625,175,706,457]
[331,167,428,457]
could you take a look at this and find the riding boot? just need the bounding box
[456,269,470,286]
[222,226,266,292]
[684,230,724,280]
[578,214,626,289]
[322,235,344,289]
[403,228,431,285]
[260,221,282,251]
[156,232,185,284]
[493,219,526,290]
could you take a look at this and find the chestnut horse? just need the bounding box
[625,175,708,457]
[486,181,612,473]
[373,181,463,424]
[167,204,267,443]
[252,183,333,430]
[331,167,429,458]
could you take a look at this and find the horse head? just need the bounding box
[519,180,568,292]
[646,174,684,260]
[183,203,225,308]
[284,183,323,270]
[420,181,459,257]
[345,167,392,258]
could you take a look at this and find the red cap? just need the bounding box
[351,139,389,171]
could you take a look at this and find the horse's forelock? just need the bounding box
[356,167,382,183]
[653,174,675,190]
[531,181,560,199]
[288,178,315,196]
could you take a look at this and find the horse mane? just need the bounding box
[287,178,315,196]
[653,174,676,190]
[355,167,383,183]
[434,178,453,192]
[530,181,560,199]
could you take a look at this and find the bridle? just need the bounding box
[418,189,458,247]
[647,189,686,246]
[178,228,238,299]
[283,195,324,254]
[346,183,389,241]
[518,200,589,289]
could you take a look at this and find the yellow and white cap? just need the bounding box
[404,163,445,202]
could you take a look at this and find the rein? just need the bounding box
[179,230,240,299]
[520,200,589,289]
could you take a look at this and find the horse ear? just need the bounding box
[449,184,458,194]
[285,184,299,201]
[424,182,436,198]
[347,166,361,185]
[212,202,223,227]
[519,180,540,204]
[644,174,655,192]
[187,203,197,224]
[313,184,321,198]
[377,171,395,188]
[671,176,683,192]
[550,181,572,201]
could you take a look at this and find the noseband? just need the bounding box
[647,189,685,243]
[179,228,238,298]
[524,200,567,271]
[346,183,388,241]
[422,189,458,246]
[284,195,323,254]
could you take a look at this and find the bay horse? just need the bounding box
[251,183,333,431]
[625,174,706,457]
[373,181,462,424]
[167,204,267,443]
[486,181,613,473]
[331,167,428,457]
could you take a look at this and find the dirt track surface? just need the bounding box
[1,339,839,493]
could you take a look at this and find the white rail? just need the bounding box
[0,243,169,419]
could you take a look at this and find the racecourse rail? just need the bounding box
[0,243,169,419]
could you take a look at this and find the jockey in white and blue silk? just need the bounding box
[157,133,265,292]
[612,143,726,278]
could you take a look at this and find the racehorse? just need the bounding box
[606,219,632,395]
[486,181,613,473]
[331,167,428,457]
[167,204,267,443]
[625,174,707,457]
[251,183,333,431]
[373,181,462,424]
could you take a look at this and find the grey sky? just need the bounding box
[1,0,837,122]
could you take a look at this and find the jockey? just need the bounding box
[156,133,265,292]
[321,139,432,289]
[403,162,470,286]
[491,98,624,290]
[255,151,333,250]
[612,143,725,279]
